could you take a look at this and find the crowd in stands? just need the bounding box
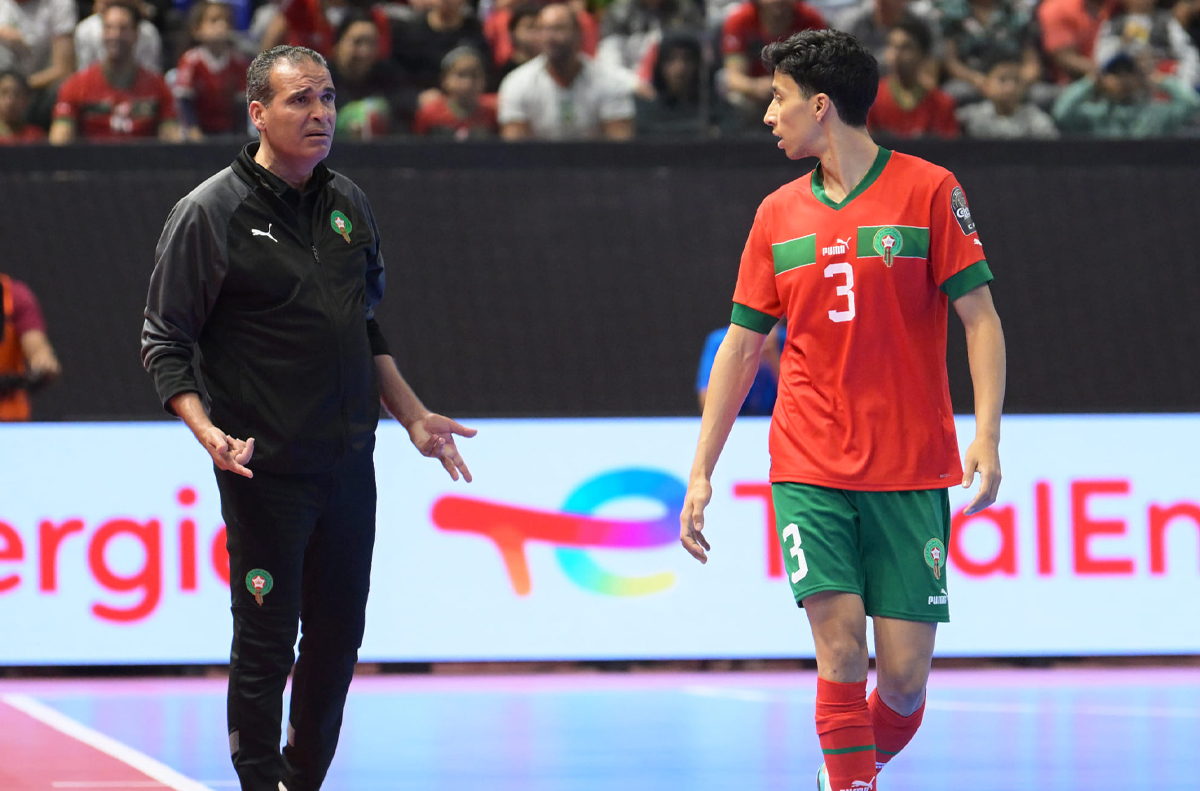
[1,0,1198,143]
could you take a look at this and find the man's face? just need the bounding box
[758,0,791,18]
[195,2,232,44]
[0,75,28,125]
[442,54,485,103]
[511,14,541,58]
[538,5,578,63]
[985,62,1022,111]
[883,28,922,79]
[1099,69,1143,104]
[661,47,698,97]
[335,21,379,78]
[764,70,820,160]
[252,59,337,165]
[102,6,138,65]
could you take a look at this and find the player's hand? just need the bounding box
[962,437,1001,515]
[407,413,477,482]
[198,426,255,478]
[680,476,713,563]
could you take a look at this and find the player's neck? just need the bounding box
[815,129,880,204]
[254,143,317,192]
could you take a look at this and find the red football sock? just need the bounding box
[868,688,925,771]
[815,678,876,791]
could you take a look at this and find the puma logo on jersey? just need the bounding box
[822,237,853,257]
[973,238,983,247]
[252,224,278,243]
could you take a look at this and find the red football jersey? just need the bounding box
[174,47,250,135]
[413,93,498,138]
[721,1,828,78]
[0,124,46,144]
[54,64,177,140]
[731,148,992,490]
[867,76,960,139]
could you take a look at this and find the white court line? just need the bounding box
[680,687,1200,719]
[53,783,166,788]
[2,694,215,791]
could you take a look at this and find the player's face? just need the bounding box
[252,60,337,166]
[764,71,819,160]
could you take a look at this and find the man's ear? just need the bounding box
[812,92,831,123]
[248,100,267,132]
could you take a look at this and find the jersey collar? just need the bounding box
[810,146,892,210]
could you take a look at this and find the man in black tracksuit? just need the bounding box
[140,46,475,791]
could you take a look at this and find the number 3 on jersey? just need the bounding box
[825,262,855,323]
[781,523,808,583]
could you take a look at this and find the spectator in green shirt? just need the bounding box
[1053,51,1200,136]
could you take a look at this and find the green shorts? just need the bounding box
[772,482,951,622]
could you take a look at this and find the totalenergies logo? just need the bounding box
[431,468,684,596]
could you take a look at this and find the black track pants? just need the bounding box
[215,446,377,791]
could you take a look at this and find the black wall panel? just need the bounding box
[0,140,1195,420]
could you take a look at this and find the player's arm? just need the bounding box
[19,330,61,381]
[681,323,768,563]
[954,283,1005,515]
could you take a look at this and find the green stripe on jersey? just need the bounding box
[822,744,877,756]
[772,234,816,275]
[942,259,993,300]
[731,302,780,334]
[857,226,930,260]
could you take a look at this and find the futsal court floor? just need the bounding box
[0,666,1195,791]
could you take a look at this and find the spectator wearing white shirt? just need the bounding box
[0,0,75,125]
[75,0,162,73]
[498,3,635,140]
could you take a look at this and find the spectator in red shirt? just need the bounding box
[174,1,250,139]
[495,2,542,86]
[0,272,60,421]
[722,0,827,117]
[260,0,392,60]
[867,17,959,137]
[0,69,45,141]
[49,0,179,142]
[484,0,599,71]
[414,45,498,137]
[1038,0,1104,83]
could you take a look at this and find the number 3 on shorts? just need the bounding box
[781,523,808,583]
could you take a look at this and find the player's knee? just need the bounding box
[816,635,869,679]
[875,673,927,716]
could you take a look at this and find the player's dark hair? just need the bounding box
[333,8,375,47]
[508,2,541,34]
[761,29,879,128]
[246,45,329,107]
[891,17,933,57]
[103,0,143,25]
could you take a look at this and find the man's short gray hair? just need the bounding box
[246,45,329,108]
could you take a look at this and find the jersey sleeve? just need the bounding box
[721,7,753,57]
[173,50,198,97]
[10,280,46,336]
[930,175,993,301]
[52,73,81,122]
[731,201,782,334]
[157,75,178,122]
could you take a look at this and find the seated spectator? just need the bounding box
[721,0,826,120]
[498,3,634,139]
[0,0,75,127]
[832,0,937,69]
[495,2,541,86]
[49,0,180,143]
[0,271,61,422]
[868,18,958,137]
[696,323,781,416]
[1037,0,1104,84]
[485,0,599,73]
[958,55,1058,136]
[940,0,1041,104]
[392,0,491,104]
[173,1,250,139]
[1094,0,1199,88]
[260,0,392,60]
[414,45,498,137]
[636,33,737,135]
[597,0,704,80]
[328,8,406,133]
[1052,51,1200,135]
[0,69,43,140]
[75,0,161,73]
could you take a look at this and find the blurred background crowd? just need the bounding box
[1,0,1198,143]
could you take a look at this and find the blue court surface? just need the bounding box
[0,667,1196,790]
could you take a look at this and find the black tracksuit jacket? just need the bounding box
[141,143,390,474]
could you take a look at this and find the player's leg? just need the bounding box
[857,488,951,773]
[870,616,936,770]
[282,446,377,790]
[216,467,324,791]
[772,483,875,791]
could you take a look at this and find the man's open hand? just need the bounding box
[680,477,713,563]
[199,426,255,478]
[407,413,477,482]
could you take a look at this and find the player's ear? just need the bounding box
[812,92,831,123]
